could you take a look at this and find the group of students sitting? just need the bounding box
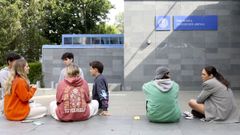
[0,52,240,124]
[0,52,109,122]
[143,66,240,123]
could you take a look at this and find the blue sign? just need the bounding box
[155,16,171,31]
[173,16,218,31]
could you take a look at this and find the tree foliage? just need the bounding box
[0,0,22,64]
[114,12,124,34]
[0,0,49,65]
[42,0,113,44]
[0,0,116,66]
[13,0,49,62]
[92,23,119,34]
[28,61,44,87]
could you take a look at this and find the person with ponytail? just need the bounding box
[188,66,240,123]
[4,59,47,121]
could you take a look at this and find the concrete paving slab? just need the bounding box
[1,115,240,135]
[0,91,240,135]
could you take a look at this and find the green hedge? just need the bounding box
[28,62,44,87]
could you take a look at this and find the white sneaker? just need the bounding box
[200,118,206,122]
[183,111,193,120]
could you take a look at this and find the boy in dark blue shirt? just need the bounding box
[89,61,110,116]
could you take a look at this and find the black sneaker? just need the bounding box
[191,110,205,119]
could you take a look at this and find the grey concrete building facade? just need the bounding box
[124,0,240,90]
[42,47,123,88]
[42,0,240,91]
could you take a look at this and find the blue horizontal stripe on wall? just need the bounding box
[42,45,123,49]
[62,34,123,37]
[173,15,218,31]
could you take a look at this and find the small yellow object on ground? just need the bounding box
[133,116,140,120]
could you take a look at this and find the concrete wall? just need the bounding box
[42,47,123,88]
[124,0,240,90]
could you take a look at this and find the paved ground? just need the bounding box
[0,91,240,135]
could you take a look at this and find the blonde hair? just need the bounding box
[5,59,29,95]
[66,64,80,77]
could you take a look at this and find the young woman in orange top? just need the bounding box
[4,59,47,121]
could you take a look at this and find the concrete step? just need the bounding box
[34,83,122,96]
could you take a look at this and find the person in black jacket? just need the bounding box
[89,61,110,116]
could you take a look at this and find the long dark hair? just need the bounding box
[204,66,230,88]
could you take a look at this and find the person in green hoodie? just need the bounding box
[142,66,181,123]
